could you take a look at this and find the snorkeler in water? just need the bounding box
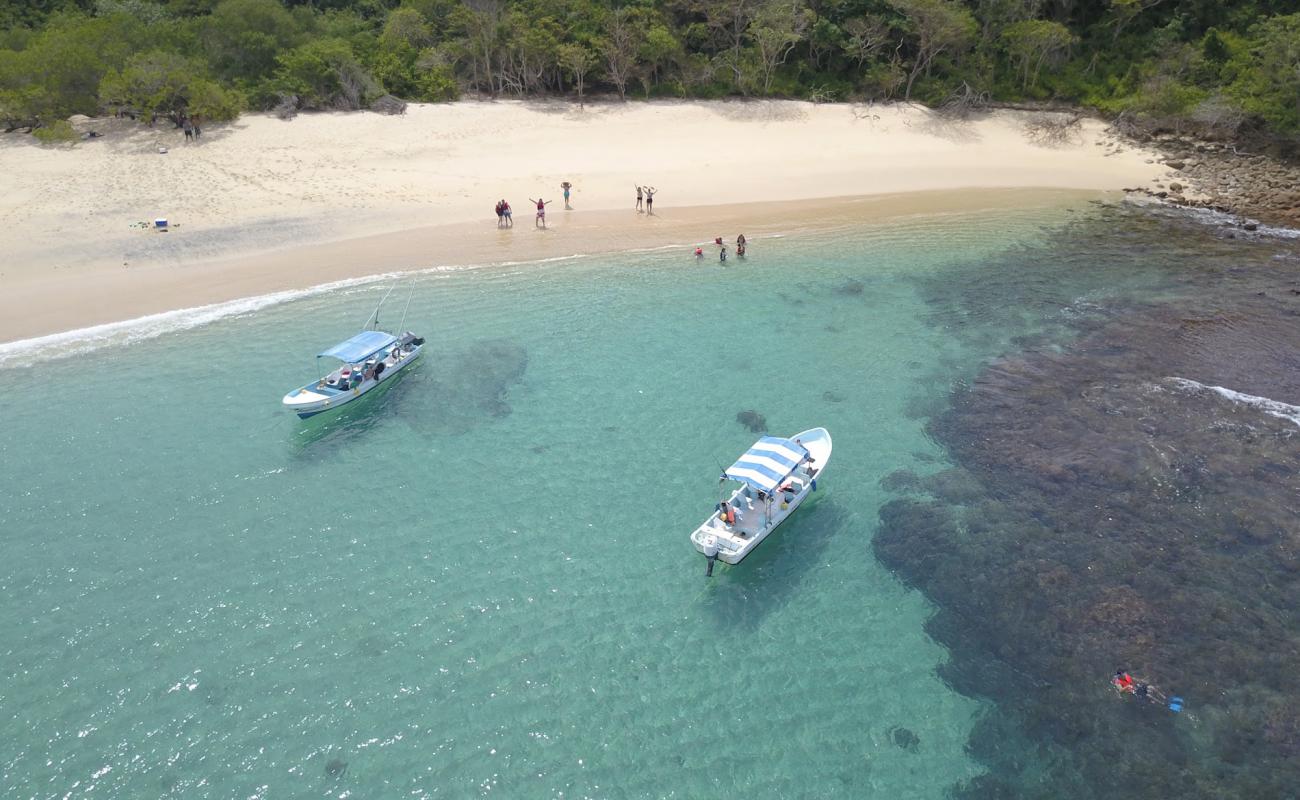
[1113,669,1181,712]
[1112,670,1135,693]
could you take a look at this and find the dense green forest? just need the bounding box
[2,0,1298,143]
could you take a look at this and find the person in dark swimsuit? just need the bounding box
[644,186,656,214]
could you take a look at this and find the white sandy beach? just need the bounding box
[0,99,1172,343]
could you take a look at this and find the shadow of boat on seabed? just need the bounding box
[700,495,848,633]
[287,338,530,457]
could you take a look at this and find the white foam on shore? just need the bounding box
[1123,194,1300,239]
[0,272,409,370]
[1167,377,1300,428]
[0,250,641,369]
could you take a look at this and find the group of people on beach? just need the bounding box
[696,234,746,262]
[494,182,574,229]
[635,185,656,214]
[493,199,513,227]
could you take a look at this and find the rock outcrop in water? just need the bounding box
[736,410,767,433]
[875,276,1300,798]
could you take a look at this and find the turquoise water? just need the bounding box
[3,198,1120,798]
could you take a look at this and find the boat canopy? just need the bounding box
[318,330,398,363]
[723,436,810,492]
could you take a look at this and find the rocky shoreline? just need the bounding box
[1118,133,1300,230]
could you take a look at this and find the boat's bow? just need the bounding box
[792,427,832,477]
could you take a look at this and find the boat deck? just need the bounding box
[705,475,812,548]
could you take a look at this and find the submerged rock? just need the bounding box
[835,279,865,296]
[879,214,1300,798]
[736,410,767,433]
[889,726,920,752]
[325,758,348,779]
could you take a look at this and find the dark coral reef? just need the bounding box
[875,215,1300,799]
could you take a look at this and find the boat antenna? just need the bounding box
[365,284,397,331]
[396,281,415,336]
[705,455,729,578]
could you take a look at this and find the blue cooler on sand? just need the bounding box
[154,218,168,231]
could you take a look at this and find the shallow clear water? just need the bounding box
[1,196,1173,798]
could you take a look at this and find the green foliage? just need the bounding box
[277,37,381,109]
[1000,20,1072,90]
[204,0,301,81]
[100,51,242,121]
[0,0,1296,140]
[1228,13,1300,132]
[889,0,978,100]
[33,118,78,143]
[0,11,148,123]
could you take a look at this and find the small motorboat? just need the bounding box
[690,428,832,576]
[282,285,424,419]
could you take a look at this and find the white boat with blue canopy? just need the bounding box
[282,286,425,419]
[690,427,832,575]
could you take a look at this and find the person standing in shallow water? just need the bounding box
[635,185,643,213]
[561,181,572,209]
[529,197,551,228]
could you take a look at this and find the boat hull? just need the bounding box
[283,345,422,418]
[690,427,832,566]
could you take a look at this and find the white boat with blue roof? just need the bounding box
[281,286,425,419]
[690,428,832,576]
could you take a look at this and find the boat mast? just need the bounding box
[364,284,398,331]
[396,281,415,335]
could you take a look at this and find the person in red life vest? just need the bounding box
[1112,670,1136,693]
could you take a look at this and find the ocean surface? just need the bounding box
[2,192,1295,799]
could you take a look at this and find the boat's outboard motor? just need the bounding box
[702,534,719,577]
[400,332,425,347]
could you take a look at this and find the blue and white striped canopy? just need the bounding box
[723,437,810,492]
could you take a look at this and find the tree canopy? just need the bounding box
[2,0,1299,140]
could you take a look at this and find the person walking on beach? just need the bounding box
[529,197,551,228]
[644,186,656,215]
[183,117,193,141]
[561,181,572,209]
